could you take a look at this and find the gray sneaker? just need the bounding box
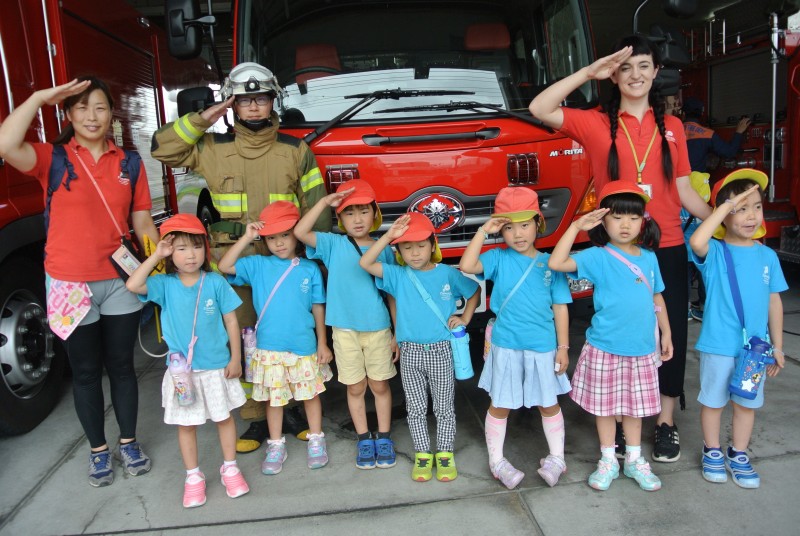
[88,450,114,487]
[117,441,152,476]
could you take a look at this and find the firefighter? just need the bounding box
[151,63,332,452]
[682,96,751,173]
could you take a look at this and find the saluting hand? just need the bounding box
[385,214,411,242]
[38,78,92,107]
[586,46,633,81]
[481,217,511,235]
[572,208,609,232]
[322,188,355,208]
[200,96,235,124]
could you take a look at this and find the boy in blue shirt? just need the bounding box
[689,169,787,489]
[295,180,399,469]
[360,212,481,482]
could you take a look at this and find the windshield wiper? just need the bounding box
[303,89,475,144]
[375,101,553,132]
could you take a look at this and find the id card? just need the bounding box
[639,183,653,198]
[111,243,141,278]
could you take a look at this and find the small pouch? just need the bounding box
[109,237,142,281]
[47,278,93,340]
[729,336,775,400]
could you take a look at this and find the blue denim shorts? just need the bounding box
[698,352,765,409]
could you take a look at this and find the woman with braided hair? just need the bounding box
[530,35,711,464]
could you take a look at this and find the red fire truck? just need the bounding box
[0,0,213,435]
[679,2,800,261]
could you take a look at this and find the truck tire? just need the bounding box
[0,258,66,436]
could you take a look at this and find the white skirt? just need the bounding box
[162,369,246,426]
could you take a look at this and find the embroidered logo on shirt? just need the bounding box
[665,130,676,143]
[543,270,552,287]
[118,165,130,186]
[300,278,310,293]
[762,266,770,285]
[440,283,452,301]
[203,299,215,315]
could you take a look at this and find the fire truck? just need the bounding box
[678,1,800,261]
[0,0,214,435]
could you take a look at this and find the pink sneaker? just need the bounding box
[220,464,250,498]
[537,454,567,487]
[491,458,525,489]
[183,472,206,508]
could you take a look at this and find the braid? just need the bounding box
[651,91,674,181]
[604,87,622,180]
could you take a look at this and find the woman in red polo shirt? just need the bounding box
[529,35,711,464]
[0,77,159,486]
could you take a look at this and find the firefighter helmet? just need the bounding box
[221,62,281,99]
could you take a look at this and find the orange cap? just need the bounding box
[710,168,768,239]
[160,214,207,238]
[597,181,651,206]
[258,201,300,236]
[492,187,545,232]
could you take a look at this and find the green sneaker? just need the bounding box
[435,451,458,482]
[411,452,433,482]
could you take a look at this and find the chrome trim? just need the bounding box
[0,28,13,112]
[41,0,61,132]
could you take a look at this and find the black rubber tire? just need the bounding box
[0,257,66,436]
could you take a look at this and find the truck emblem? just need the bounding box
[408,193,465,233]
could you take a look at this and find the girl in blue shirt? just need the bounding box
[127,214,249,508]
[460,187,572,490]
[549,182,673,493]
[218,201,332,477]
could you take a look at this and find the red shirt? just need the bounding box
[560,107,691,247]
[28,138,152,281]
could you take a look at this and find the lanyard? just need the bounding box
[617,117,658,184]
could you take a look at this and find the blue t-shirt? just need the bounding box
[228,256,325,355]
[306,233,394,331]
[377,264,479,344]
[479,248,572,352]
[140,272,242,370]
[693,239,787,357]
[572,244,664,356]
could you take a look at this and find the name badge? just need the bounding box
[639,183,653,198]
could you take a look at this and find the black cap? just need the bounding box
[683,97,704,116]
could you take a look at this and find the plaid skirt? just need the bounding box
[570,342,662,417]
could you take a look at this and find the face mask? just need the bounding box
[235,116,273,132]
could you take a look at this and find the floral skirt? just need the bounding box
[250,348,332,406]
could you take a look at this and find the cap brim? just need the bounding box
[161,226,206,237]
[336,195,376,213]
[492,210,546,232]
[258,219,297,236]
[390,228,433,245]
[394,241,443,265]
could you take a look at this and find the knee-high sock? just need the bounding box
[542,411,565,459]
[485,412,507,466]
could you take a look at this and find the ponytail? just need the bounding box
[639,215,661,250]
[651,92,674,182]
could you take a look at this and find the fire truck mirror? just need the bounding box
[649,25,690,68]
[166,0,203,60]
[662,0,698,19]
[178,87,216,116]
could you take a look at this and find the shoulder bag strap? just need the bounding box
[496,253,537,320]
[603,246,653,294]
[720,242,749,346]
[405,267,450,332]
[73,151,126,239]
[186,272,206,367]
[254,257,301,330]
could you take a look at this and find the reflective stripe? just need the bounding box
[269,193,300,207]
[300,167,323,192]
[173,114,203,145]
[211,193,248,213]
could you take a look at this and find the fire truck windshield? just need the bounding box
[237,0,596,125]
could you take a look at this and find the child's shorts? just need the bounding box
[478,344,570,409]
[698,352,765,409]
[570,342,661,418]
[251,348,333,406]
[332,327,396,385]
[162,369,246,426]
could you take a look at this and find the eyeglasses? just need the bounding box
[235,95,272,107]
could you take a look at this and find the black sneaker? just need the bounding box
[614,421,626,459]
[652,423,681,462]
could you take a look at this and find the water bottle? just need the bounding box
[242,326,256,382]
[450,326,474,380]
[728,336,775,400]
[169,352,195,406]
[483,317,495,361]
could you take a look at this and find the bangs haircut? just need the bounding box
[715,179,763,207]
[163,231,211,273]
[601,192,646,216]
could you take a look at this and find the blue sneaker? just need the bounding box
[375,437,397,468]
[588,457,619,491]
[702,447,727,483]
[687,308,694,321]
[117,441,151,476]
[690,306,704,322]
[726,447,760,488]
[356,437,376,469]
[88,450,114,487]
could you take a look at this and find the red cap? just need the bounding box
[492,187,545,232]
[160,214,207,238]
[597,181,651,206]
[336,180,377,213]
[258,201,300,236]
[391,212,435,244]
